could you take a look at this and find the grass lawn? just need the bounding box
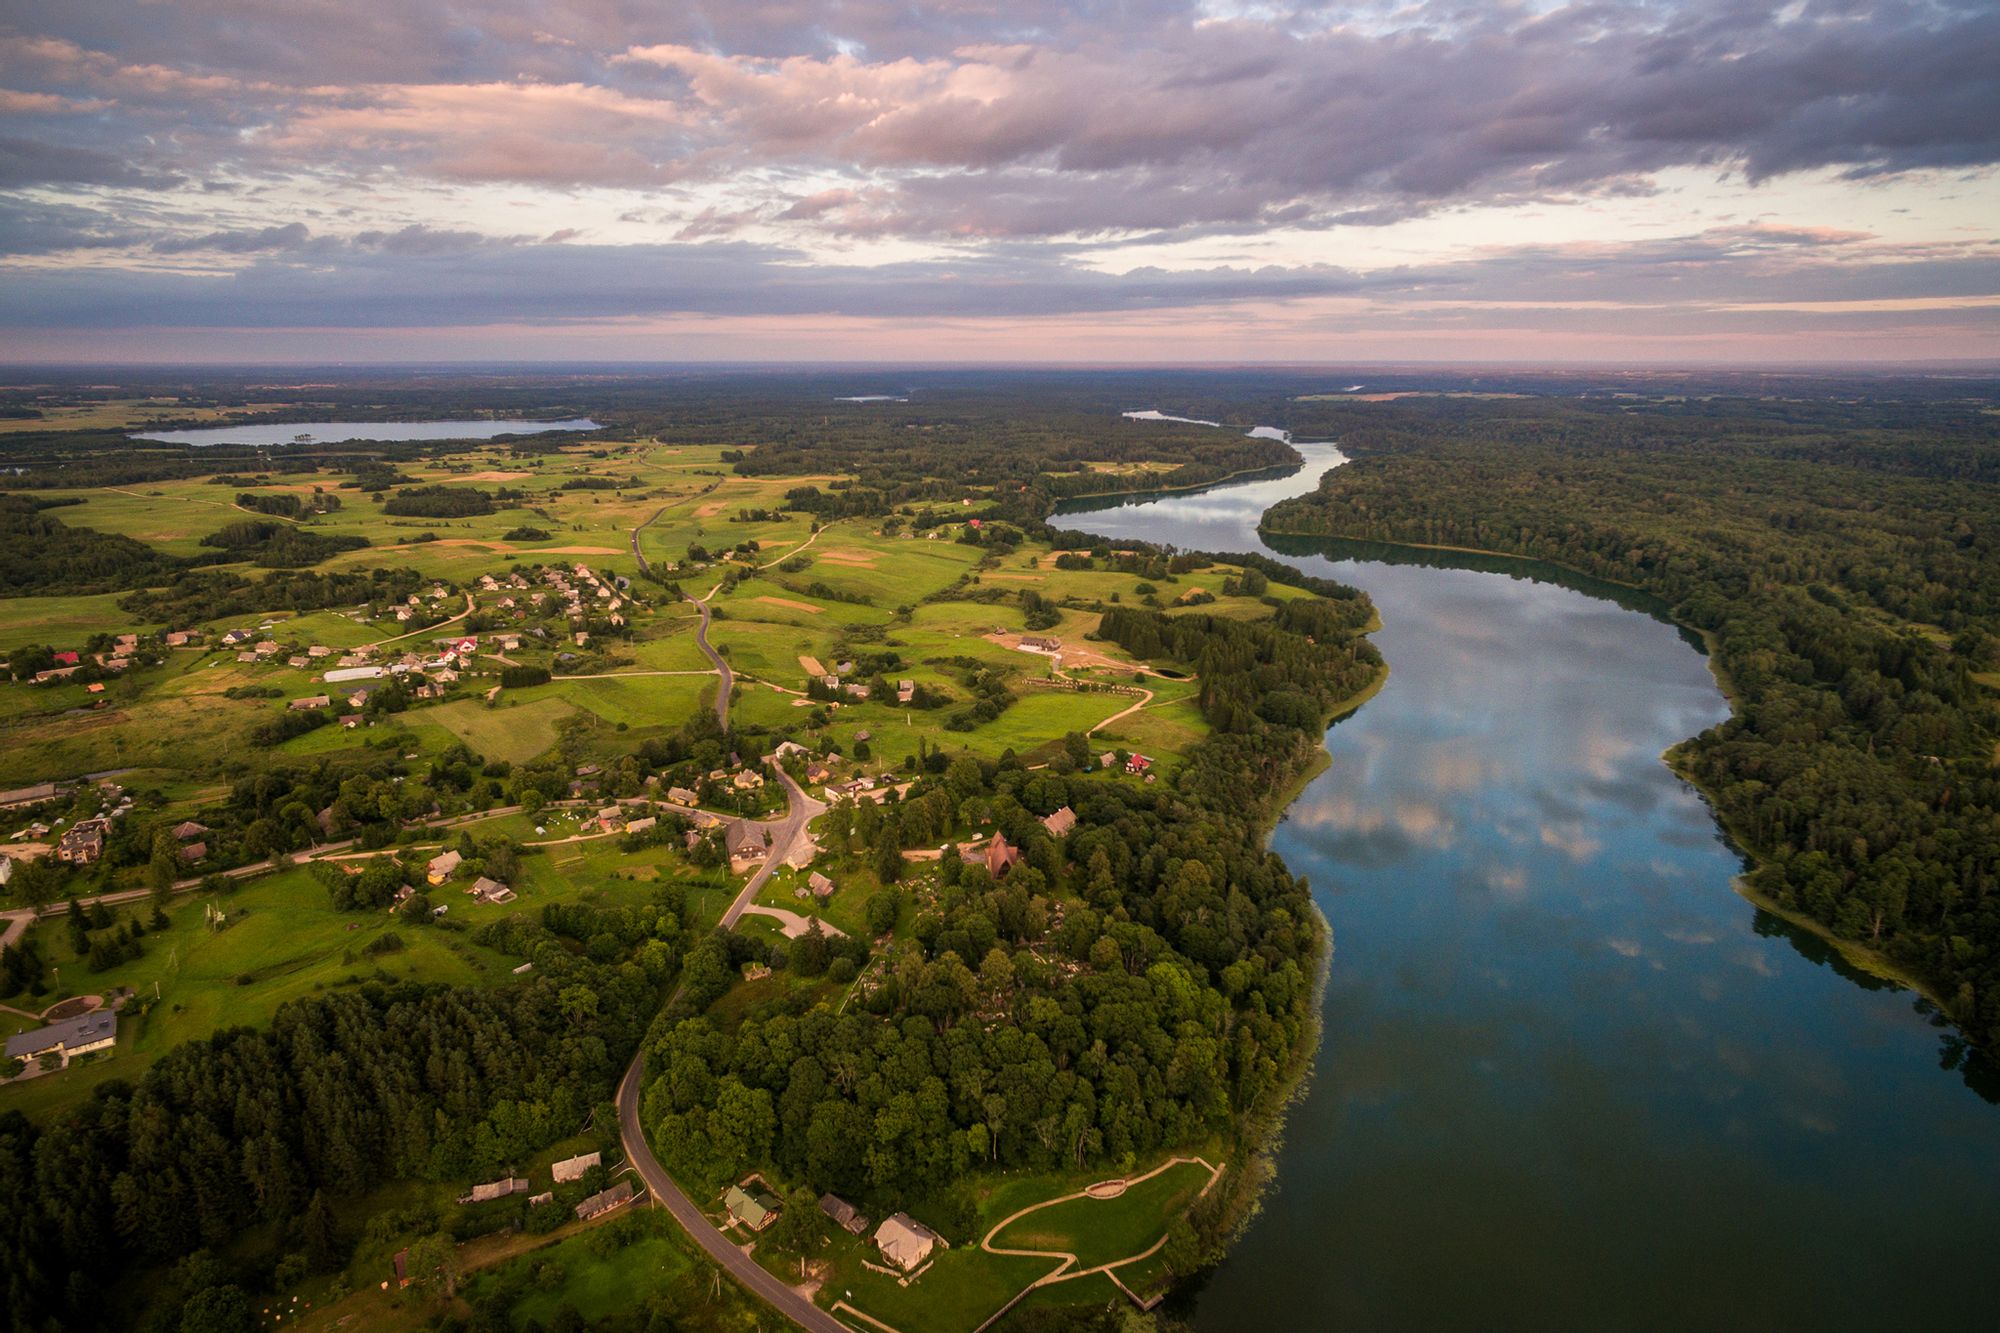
[986,1158,1212,1270]
[833,1244,1053,1333]
[426,695,578,765]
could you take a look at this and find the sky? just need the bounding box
[1,0,1997,364]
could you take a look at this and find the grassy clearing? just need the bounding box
[426,696,577,765]
[987,1159,1211,1270]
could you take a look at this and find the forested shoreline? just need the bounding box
[1260,396,2000,1049]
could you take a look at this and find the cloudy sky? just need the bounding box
[2,0,1996,362]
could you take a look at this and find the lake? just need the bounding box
[1058,442,2000,1330]
[133,418,599,446]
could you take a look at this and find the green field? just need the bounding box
[425,695,578,765]
[987,1158,1212,1270]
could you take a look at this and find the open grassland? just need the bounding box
[987,1158,1212,1270]
[822,1156,1215,1333]
[424,695,577,765]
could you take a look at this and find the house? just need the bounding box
[457,1177,531,1205]
[57,819,108,865]
[289,695,330,711]
[179,841,207,862]
[1020,635,1062,652]
[596,805,625,833]
[897,679,915,703]
[172,820,208,841]
[725,821,768,870]
[984,832,1022,879]
[165,631,195,648]
[222,629,253,645]
[805,762,832,785]
[723,1181,782,1232]
[346,686,374,709]
[1125,754,1152,774]
[5,1010,116,1068]
[340,713,363,729]
[1041,806,1077,838]
[842,683,870,699]
[575,1179,634,1221]
[1099,751,1117,769]
[426,850,463,884]
[772,740,810,761]
[253,640,280,657]
[624,816,656,836]
[287,655,310,669]
[819,1194,870,1236]
[469,876,515,904]
[33,667,80,683]
[551,1151,601,1183]
[85,683,105,695]
[873,1213,944,1272]
[307,645,332,658]
[732,769,765,791]
[667,786,698,807]
[809,871,836,900]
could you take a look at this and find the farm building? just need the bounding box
[819,1194,869,1235]
[575,1180,634,1221]
[551,1151,601,1183]
[426,850,463,884]
[874,1213,944,1272]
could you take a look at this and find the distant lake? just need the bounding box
[133,418,599,446]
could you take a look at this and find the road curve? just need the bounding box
[616,1050,850,1333]
[615,761,844,1333]
[689,596,733,730]
[631,500,733,729]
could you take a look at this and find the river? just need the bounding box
[1057,441,2000,1330]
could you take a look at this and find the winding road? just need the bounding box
[614,763,839,1332]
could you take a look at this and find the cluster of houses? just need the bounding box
[720,1177,943,1276]
[450,1151,630,1225]
[27,633,149,686]
[529,561,628,628]
[421,849,517,904]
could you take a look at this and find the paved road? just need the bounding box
[615,759,845,1333]
[719,768,825,930]
[616,1044,850,1333]
[688,595,732,730]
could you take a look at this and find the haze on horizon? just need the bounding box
[1,0,1996,365]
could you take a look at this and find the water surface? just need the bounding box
[134,418,598,446]
[1061,442,2000,1330]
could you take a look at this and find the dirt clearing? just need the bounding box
[757,596,824,614]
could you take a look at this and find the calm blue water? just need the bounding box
[134,418,598,446]
[1060,443,2000,1330]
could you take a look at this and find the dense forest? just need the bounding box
[0,892,680,1329]
[1261,395,2000,1045]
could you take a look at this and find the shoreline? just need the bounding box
[1265,523,1963,1032]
